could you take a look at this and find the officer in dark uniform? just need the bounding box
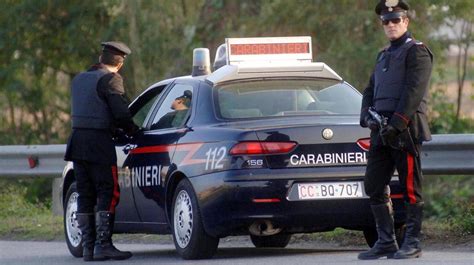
[65,41,138,261]
[358,0,433,260]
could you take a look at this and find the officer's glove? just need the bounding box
[126,124,140,135]
[364,116,379,131]
[126,126,143,139]
[112,128,126,140]
[380,125,399,146]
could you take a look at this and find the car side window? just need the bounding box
[149,84,194,130]
[130,85,166,127]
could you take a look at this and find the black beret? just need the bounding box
[375,0,409,17]
[101,41,131,57]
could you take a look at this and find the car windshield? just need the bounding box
[215,79,361,119]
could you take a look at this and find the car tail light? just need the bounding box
[229,141,297,155]
[357,138,371,152]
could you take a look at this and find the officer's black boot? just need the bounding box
[394,203,423,259]
[76,213,95,262]
[358,203,399,260]
[93,211,132,261]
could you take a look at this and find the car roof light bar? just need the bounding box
[206,62,342,84]
[207,36,342,84]
[226,36,313,66]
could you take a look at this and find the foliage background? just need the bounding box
[0,0,472,237]
[1,0,472,145]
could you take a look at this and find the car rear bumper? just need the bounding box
[189,167,406,238]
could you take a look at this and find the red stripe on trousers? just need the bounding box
[109,165,120,213]
[406,153,416,204]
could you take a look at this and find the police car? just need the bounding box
[61,37,406,259]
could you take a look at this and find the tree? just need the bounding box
[0,0,471,145]
[0,0,122,144]
[444,4,473,121]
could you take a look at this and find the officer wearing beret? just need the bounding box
[359,0,433,260]
[65,41,138,261]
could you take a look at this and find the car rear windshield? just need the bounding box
[215,79,361,119]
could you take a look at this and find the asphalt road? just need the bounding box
[0,240,472,265]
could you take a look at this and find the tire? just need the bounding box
[171,178,219,259]
[63,182,83,257]
[363,224,406,248]
[250,234,292,248]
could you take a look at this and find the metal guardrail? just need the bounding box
[0,134,472,216]
[420,134,474,175]
[0,144,67,178]
[0,134,473,178]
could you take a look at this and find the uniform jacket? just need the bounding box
[360,32,433,144]
[65,64,137,164]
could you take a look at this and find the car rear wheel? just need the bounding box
[172,178,219,259]
[250,234,292,248]
[64,182,83,257]
[363,224,406,248]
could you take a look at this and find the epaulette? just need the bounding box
[408,37,424,46]
[376,46,388,61]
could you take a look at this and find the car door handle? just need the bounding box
[122,144,137,155]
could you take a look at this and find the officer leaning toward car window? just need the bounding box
[64,41,139,261]
[359,0,433,260]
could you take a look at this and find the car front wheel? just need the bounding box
[172,178,219,259]
[64,182,83,257]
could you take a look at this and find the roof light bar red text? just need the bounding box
[230,43,310,55]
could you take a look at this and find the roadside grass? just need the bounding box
[0,183,63,241]
[0,176,472,247]
[424,175,474,237]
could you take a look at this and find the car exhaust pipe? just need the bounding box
[249,220,282,236]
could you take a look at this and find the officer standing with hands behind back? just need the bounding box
[65,41,139,261]
[359,0,433,260]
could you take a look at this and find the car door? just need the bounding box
[114,84,167,225]
[126,81,196,227]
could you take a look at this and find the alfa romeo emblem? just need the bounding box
[322,128,333,140]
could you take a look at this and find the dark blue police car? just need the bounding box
[61,37,406,259]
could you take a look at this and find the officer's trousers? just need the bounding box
[74,160,120,214]
[364,144,423,205]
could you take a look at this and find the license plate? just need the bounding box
[296,181,364,200]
